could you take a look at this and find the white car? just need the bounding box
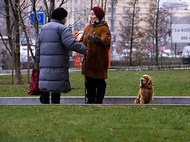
[20,45,35,69]
[181,46,190,64]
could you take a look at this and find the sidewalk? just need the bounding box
[1,96,190,105]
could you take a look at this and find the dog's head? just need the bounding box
[140,74,153,88]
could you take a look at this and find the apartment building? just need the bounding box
[0,0,154,41]
[2,0,189,47]
[60,0,155,44]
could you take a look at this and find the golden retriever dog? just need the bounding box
[134,74,154,104]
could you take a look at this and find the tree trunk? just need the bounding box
[14,0,23,84]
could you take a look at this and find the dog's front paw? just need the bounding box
[134,98,140,104]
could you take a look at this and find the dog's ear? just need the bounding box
[139,78,142,87]
[147,76,153,87]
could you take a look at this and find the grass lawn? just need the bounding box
[0,105,190,142]
[1,70,190,142]
[0,69,189,97]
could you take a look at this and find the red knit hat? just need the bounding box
[91,6,105,20]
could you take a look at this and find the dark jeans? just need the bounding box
[40,92,61,104]
[85,76,106,104]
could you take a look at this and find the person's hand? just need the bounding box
[73,31,79,40]
[86,34,95,41]
[86,33,101,44]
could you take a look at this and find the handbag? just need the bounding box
[28,69,42,95]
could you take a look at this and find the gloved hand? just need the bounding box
[86,34,101,44]
[86,34,95,41]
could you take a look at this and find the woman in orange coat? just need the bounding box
[79,6,111,104]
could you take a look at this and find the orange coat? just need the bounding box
[80,21,111,79]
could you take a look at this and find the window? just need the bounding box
[0,0,5,14]
[123,7,131,13]
[108,17,115,23]
[108,7,116,13]
[135,17,140,23]
[135,7,140,12]
[122,17,130,25]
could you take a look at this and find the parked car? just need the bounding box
[181,46,190,64]
[20,37,35,69]
[20,45,35,69]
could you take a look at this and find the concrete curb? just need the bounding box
[0,96,190,105]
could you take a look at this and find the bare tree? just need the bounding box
[0,0,106,85]
[0,0,24,84]
[118,0,144,66]
[0,0,69,84]
[92,0,108,10]
[144,0,170,66]
[91,0,93,9]
[42,0,67,23]
[163,3,190,57]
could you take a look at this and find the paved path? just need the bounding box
[1,96,190,105]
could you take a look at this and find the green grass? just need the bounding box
[1,70,190,141]
[0,70,190,97]
[0,105,190,142]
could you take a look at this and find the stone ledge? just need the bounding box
[0,96,190,105]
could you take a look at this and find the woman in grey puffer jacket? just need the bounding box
[36,8,87,104]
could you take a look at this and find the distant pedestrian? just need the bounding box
[79,6,111,104]
[36,7,87,104]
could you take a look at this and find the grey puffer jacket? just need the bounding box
[36,19,87,93]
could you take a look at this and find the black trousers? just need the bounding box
[40,92,61,104]
[85,76,106,104]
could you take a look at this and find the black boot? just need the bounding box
[96,79,106,104]
[40,92,50,104]
[51,93,61,104]
[86,76,96,104]
[86,85,96,104]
